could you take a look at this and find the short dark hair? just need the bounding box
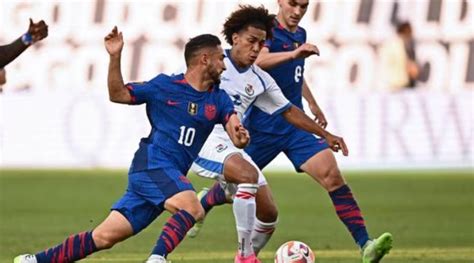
[184,34,221,66]
[222,5,275,45]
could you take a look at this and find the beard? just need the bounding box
[209,68,222,85]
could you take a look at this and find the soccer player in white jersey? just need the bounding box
[189,5,348,263]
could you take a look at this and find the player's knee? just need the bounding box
[257,206,278,222]
[324,166,345,191]
[185,205,206,222]
[92,230,118,250]
[238,165,259,184]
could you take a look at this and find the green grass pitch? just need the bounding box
[1,169,473,262]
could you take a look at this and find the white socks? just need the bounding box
[233,183,258,257]
[251,218,278,255]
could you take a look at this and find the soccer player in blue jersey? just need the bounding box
[191,1,393,262]
[247,2,393,261]
[14,27,249,263]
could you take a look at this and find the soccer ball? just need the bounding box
[274,241,315,263]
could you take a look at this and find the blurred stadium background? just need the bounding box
[0,0,473,262]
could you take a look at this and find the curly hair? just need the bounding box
[222,5,275,45]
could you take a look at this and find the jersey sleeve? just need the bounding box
[253,69,292,115]
[217,89,236,125]
[301,27,307,43]
[263,38,273,49]
[125,76,160,105]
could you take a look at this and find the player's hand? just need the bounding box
[309,104,327,128]
[104,26,124,57]
[292,43,319,59]
[234,124,250,148]
[27,18,48,43]
[324,133,348,156]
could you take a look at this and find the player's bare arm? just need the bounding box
[0,18,48,68]
[302,78,327,128]
[255,43,319,70]
[281,105,348,156]
[105,26,132,104]
[224,114,250,149]
[0,68,6,85]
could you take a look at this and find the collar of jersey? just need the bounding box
[225,49,251,74]
[274,18,302,35]
[173,73,215,94]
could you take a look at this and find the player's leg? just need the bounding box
[147,190,203,262]
[223,153,260,261]
[252,184,278,255]
[244,131,286,255]
[200,181,232,213]
[301,149,371,245]
[15,211,133,263]
[186,179,230,238]
[14,185,144,263]
[299,146,392,261]
[146,169,203,262]
[194,128,279,221]
[187,151,234,238]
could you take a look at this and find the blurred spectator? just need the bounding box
[380,22,419,91]
[0,18,48,91]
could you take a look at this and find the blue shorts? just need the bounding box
[244,128,329,172]
[111,168,194,234]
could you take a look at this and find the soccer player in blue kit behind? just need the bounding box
[246,1,393,262]
[14,27,249,263]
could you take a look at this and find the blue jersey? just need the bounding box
[126,73,235,174]
[245,20,306,135]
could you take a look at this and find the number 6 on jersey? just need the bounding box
[294,65,302,83]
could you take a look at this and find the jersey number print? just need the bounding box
[178,126,196,146]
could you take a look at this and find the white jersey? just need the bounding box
[212,49,291,137]
[190,50,291,188]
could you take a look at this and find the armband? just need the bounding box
[21,33,33,46]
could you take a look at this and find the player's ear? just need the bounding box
[200,53,209,66]
[232,33,239,46]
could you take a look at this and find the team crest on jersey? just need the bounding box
[204,104,216,120]
[216,143,228,153]
[188,102,198,115]
[245,84,254,96]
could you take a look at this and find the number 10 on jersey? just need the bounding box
[178,126,196,146]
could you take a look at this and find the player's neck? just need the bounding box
[276,14,298,33]
[229,48,250,69]
[184,70,212,92]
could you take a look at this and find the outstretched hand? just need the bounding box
[293,43,320,59]
[28,18,48,43]
[325,133,349,156]
[104,26,124,57]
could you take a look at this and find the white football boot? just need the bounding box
[13,254,37,263]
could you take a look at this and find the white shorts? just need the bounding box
[190,130,267,194]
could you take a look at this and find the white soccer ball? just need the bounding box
[274,241,315,263]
